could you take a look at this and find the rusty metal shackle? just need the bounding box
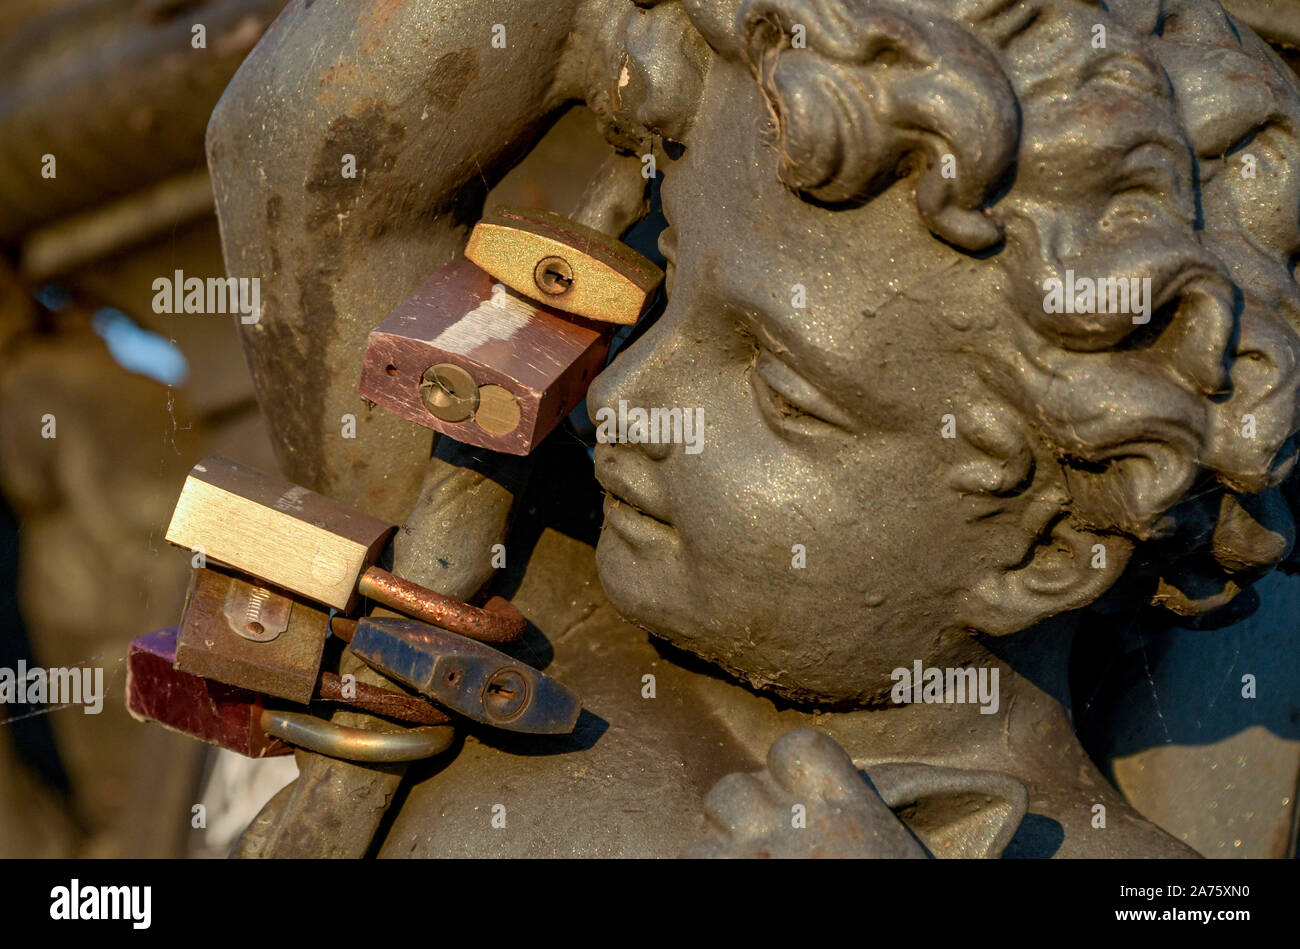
[357,567,526,644]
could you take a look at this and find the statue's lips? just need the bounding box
[601,489,672,527]
[596,466,676,541]
[593,453,672,522]
[601,492,678,546]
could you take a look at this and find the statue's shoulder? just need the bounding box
[379,600,759,857]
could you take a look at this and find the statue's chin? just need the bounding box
[592,526,724,660]
[595,537,857,704]
[594,528,680,633]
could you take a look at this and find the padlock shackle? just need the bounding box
[356,567,526,643]
[259,709,454,762]
[316,670,452,726]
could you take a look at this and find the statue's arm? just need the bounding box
[212,2,631,858]
[206,0,616,521]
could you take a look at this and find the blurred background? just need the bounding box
[0,0,1296,859]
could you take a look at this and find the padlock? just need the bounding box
[346,615,582,734]
[166,455,392,613]
[465,205,663,325]
[128,628,455,761]
[126,627,291,758]
[173,566,460,721]
[359,258,611,455]
[173,566,330,706]
[165,455,528,643]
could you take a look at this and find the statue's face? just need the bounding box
[589,59,1025,703]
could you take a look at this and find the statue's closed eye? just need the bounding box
[751,349,854,433]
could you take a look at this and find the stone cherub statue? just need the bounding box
[207,0,1300,856]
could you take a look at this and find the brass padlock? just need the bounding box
[359,258,611,455]
[465,205,663,324]
[174,566,330,706]
[166,455,393,613]
[165,455,528,643]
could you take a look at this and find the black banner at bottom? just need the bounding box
[5,857,1289,937]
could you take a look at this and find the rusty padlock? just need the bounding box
[174,565,329,705]
[172,565,459,721]
[165,454,527,643]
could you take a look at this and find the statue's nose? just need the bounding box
[586,316,674,425]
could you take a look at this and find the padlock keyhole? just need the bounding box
[420,364,478,423]
[483,669,528,720]
[542,268,572,291]
[534,256,574,296]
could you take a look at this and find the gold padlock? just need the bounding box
[165,456,529,640]
[465,205,663,325]
[165,455,394,612]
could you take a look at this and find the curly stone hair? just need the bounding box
[730,0,1300,621]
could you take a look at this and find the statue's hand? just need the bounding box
[685,728,928,858]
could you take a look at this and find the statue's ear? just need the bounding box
[867,762,1029,859]
[737,0,1018,251]
[964,516,1131,637]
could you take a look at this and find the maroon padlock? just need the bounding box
[126,627,290,758]
[127,628,457,762]
[359,259,612,455]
